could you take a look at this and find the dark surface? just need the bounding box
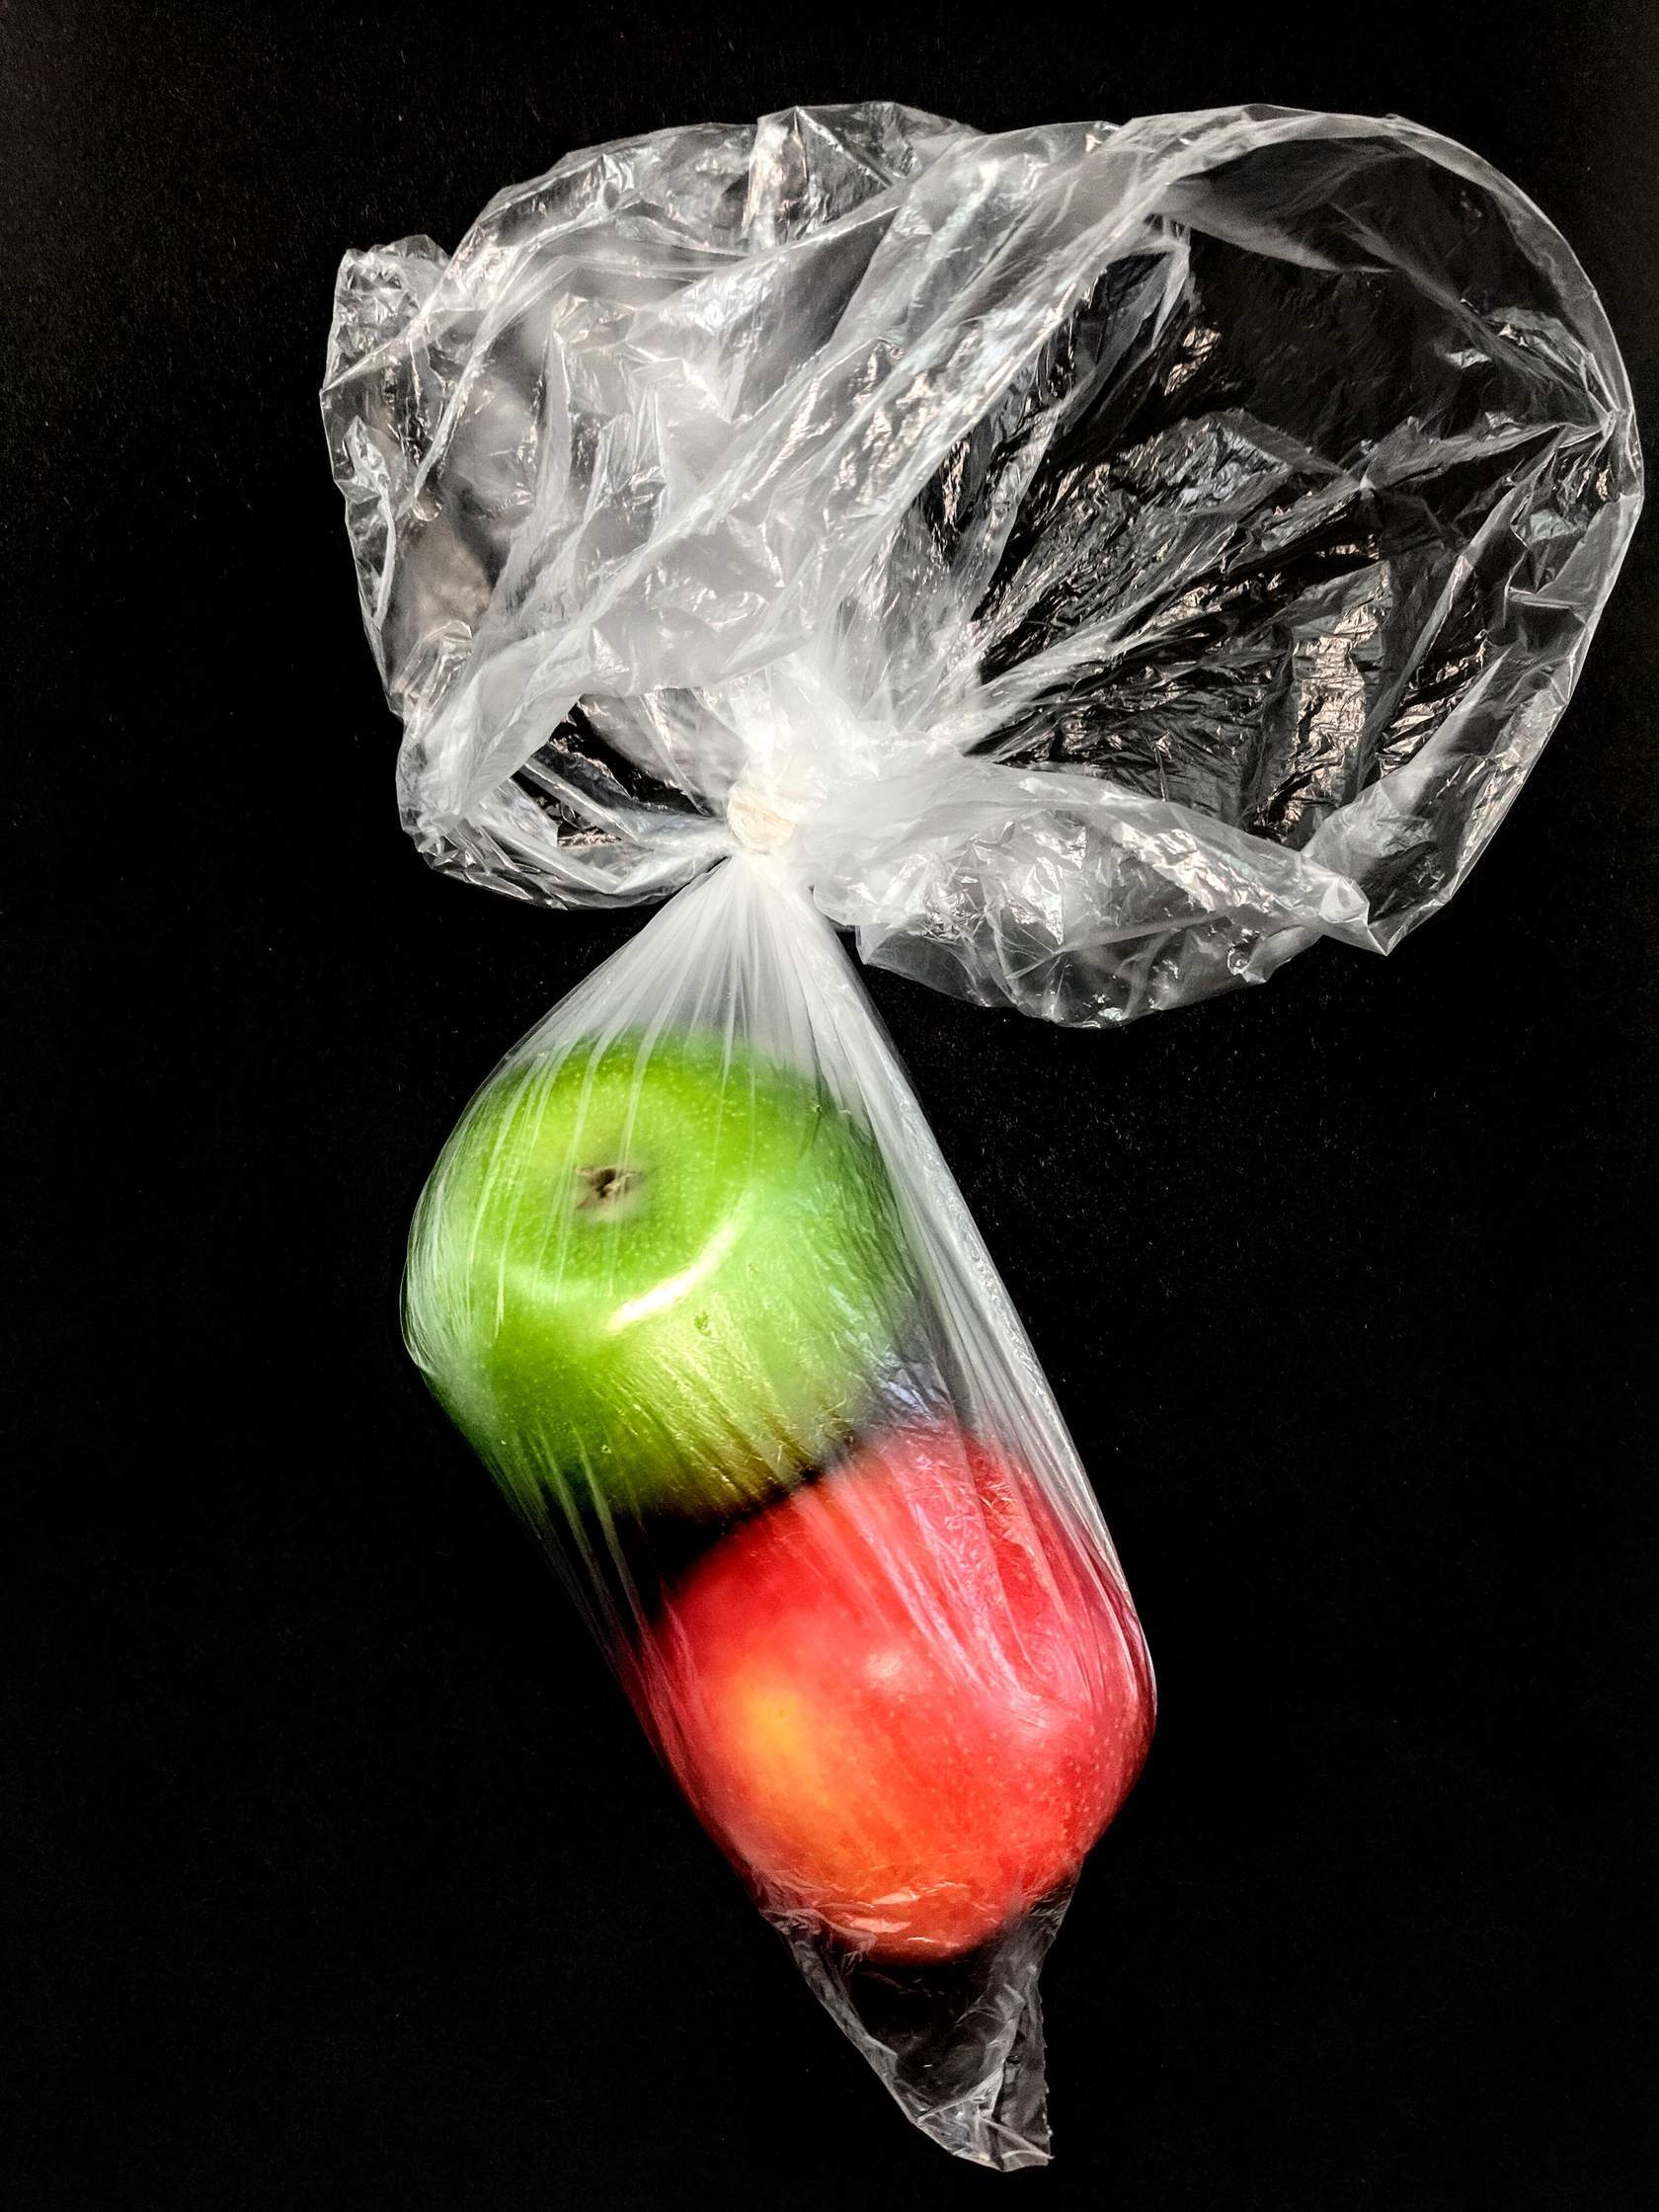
[4,4,1655,2205]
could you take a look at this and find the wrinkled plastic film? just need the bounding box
[324,103,1638,1024]
[323,103,1638,2169]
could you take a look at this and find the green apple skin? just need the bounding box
[405,1031,910,1519]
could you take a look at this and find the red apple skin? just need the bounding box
[635,1428,1153,1963]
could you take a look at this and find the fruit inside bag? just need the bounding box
[322,104,1638,2167]
[404,851,1154,2166]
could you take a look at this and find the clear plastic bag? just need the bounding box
[401,859,1153,2165]
[322,104,1639,2166]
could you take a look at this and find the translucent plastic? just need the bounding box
[402,858,1152,2163]
[324,103,1638,1022]
[322,104,1639,2167]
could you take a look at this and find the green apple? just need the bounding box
[405,1030,910,1518]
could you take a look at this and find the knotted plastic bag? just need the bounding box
[322,103,1639,2167]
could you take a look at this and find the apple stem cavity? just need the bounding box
[574,1163,647,1221]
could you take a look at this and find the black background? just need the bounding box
[6,4,1656,2205]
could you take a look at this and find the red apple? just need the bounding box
[635,1426,1153,1962]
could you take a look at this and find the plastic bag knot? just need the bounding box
[726,784,798,854]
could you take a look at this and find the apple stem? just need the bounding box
[575,1164,645,1216]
